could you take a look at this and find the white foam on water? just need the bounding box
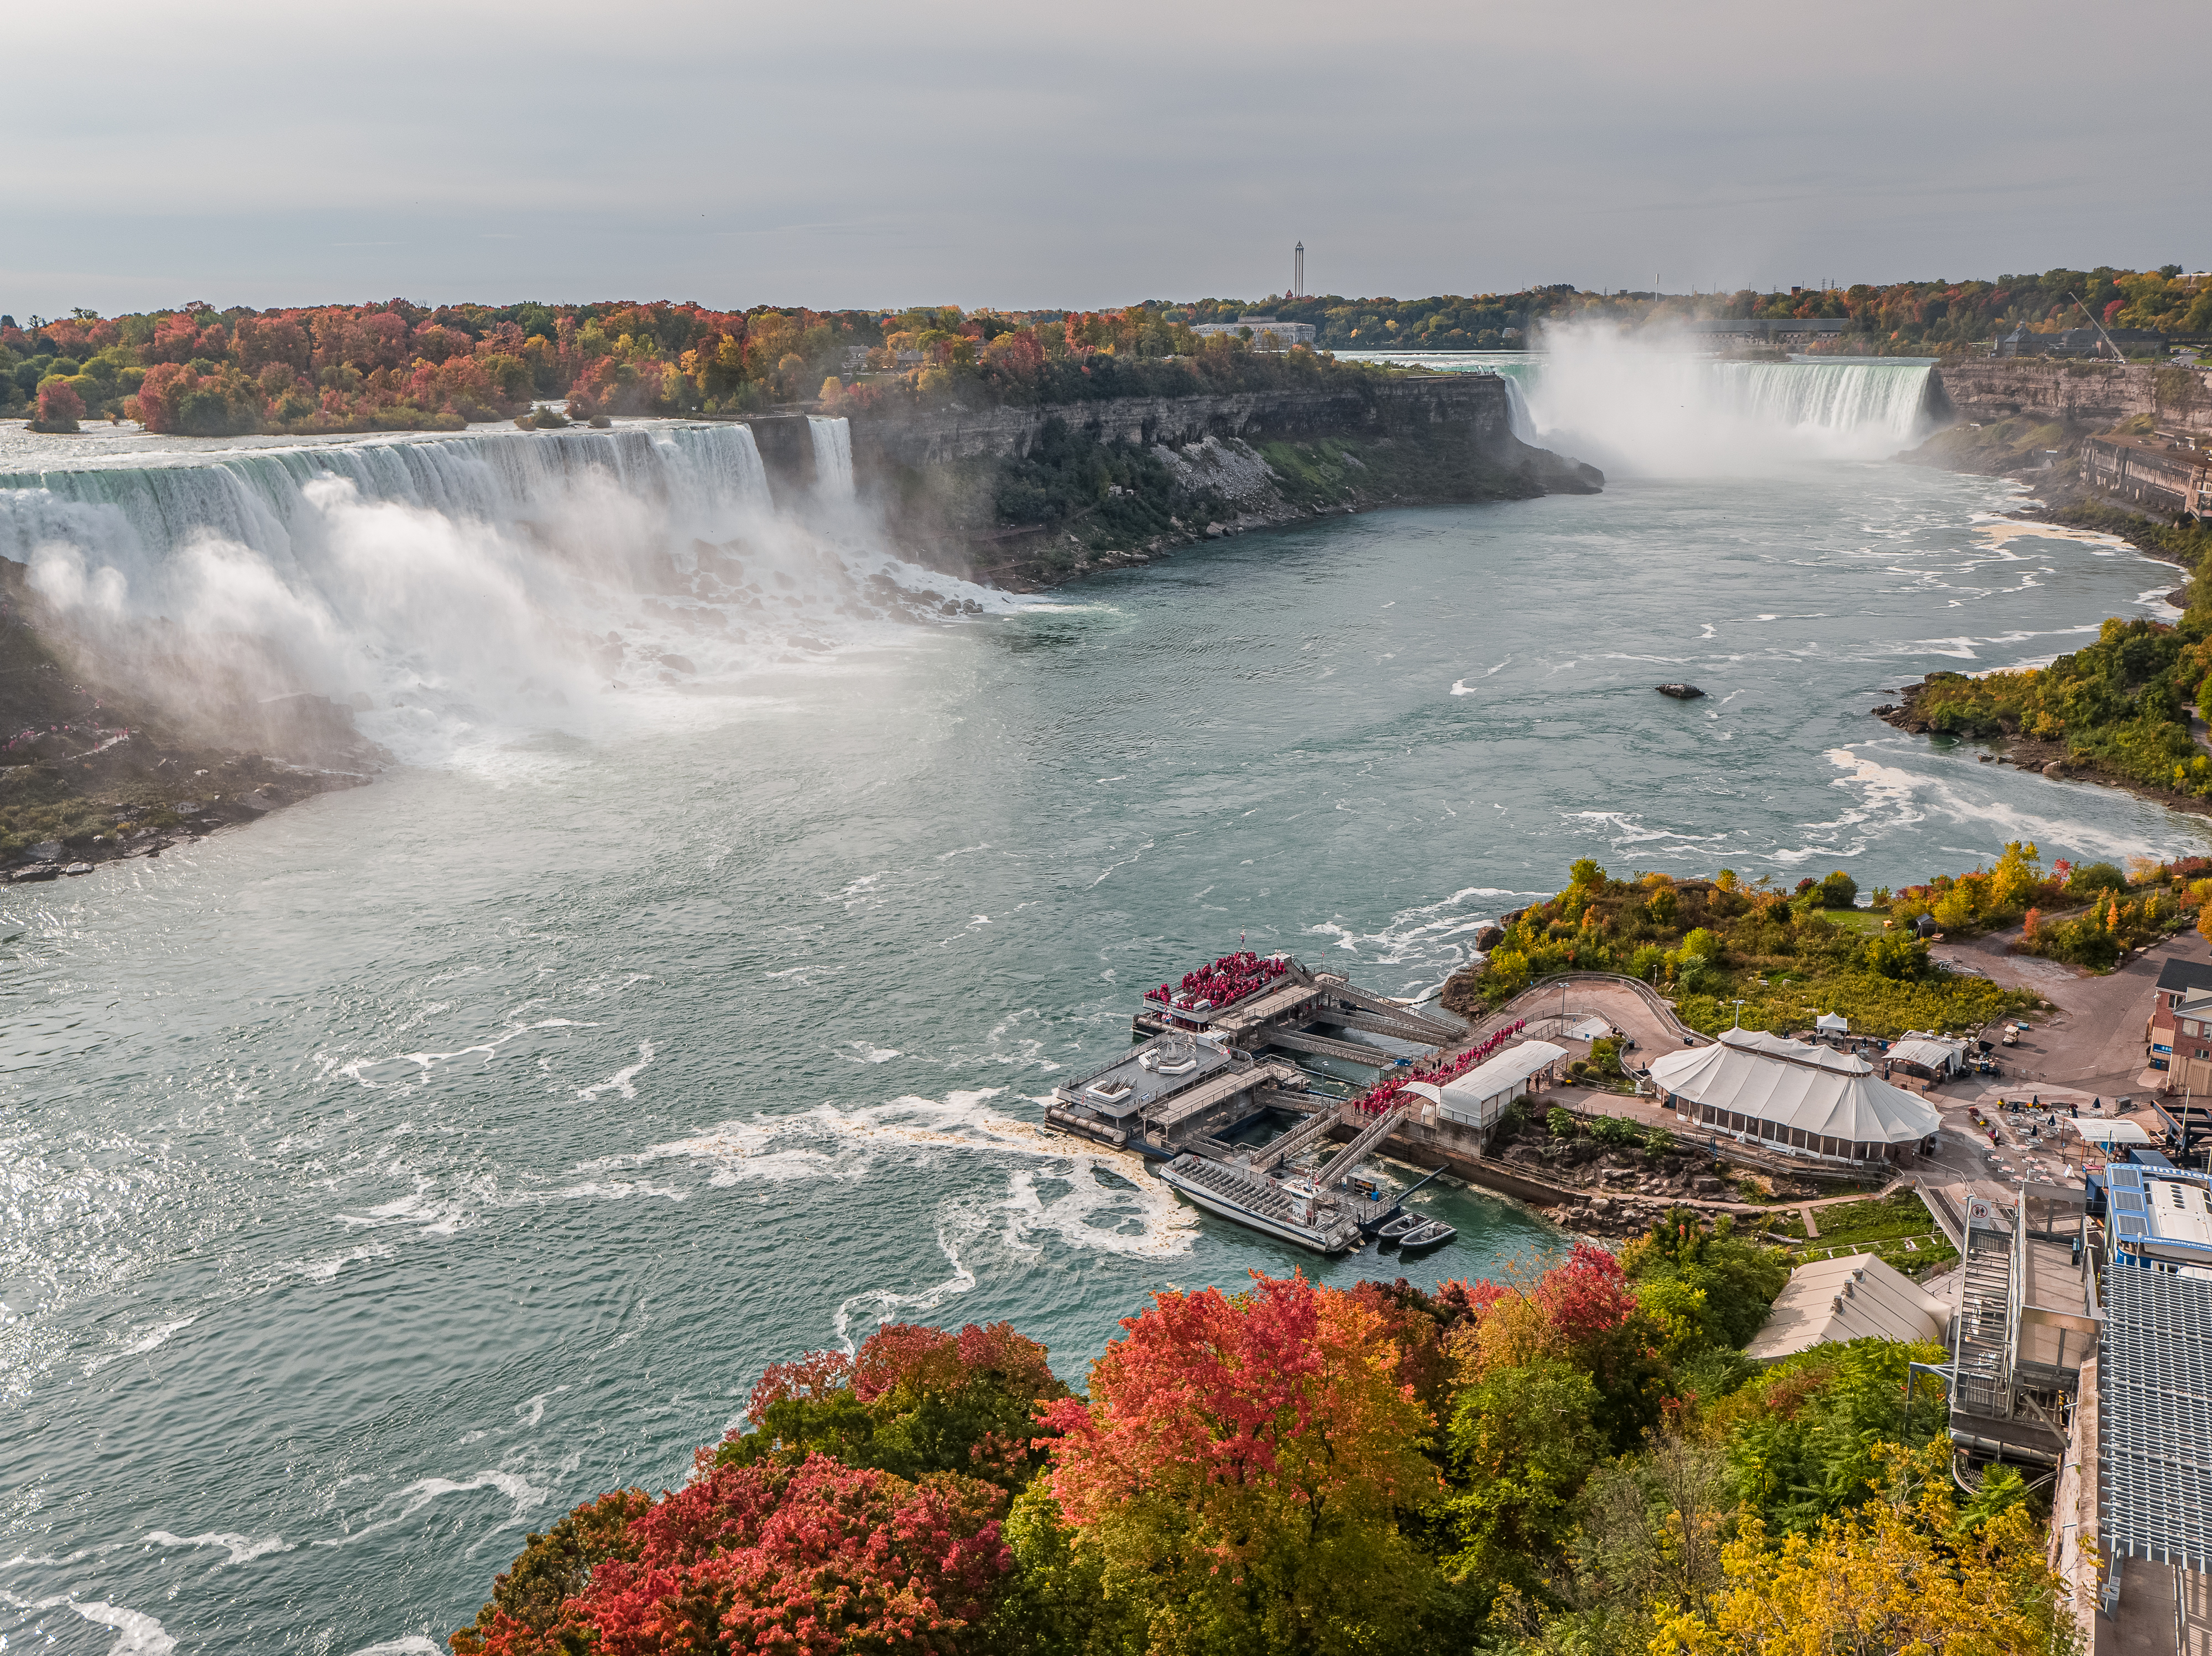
[313,1470,546,1550]
[0,1591,176,1655]
[346,1640,445,1656]
[85,1317,195,1373]
[289,1242,396,1282]
[1823,747,2190,866]
[577,1039,655,1101]
[142,1530,293,1568]
[832,1204,982,1349]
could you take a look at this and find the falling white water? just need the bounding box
[1500,377,1539,444]
[0,422,1003,769]
[807,416,855,502]
[1346,331,1939,477]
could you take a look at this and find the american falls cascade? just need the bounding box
[0,421,1001,766]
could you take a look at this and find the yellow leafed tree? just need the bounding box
[1650,1443,2075,1656]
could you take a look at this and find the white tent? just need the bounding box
[1815,1012,1849,1036]
[1438,1040,1568,1130]
[1887,1035,1966,1077]
[2077,1119,2153,1145]
[1648,1027,1940,1162]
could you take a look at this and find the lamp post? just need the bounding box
[1732,999,1745,1029]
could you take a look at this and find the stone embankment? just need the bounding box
[1930,359,2212,435]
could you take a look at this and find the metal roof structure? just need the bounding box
[2104,1163,2212,1274]
[2099,1267,2212,1576]
[1747,1252,1948,1361]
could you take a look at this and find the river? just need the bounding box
[1,362,2203,1653]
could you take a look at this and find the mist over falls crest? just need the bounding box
[0,417,993,766]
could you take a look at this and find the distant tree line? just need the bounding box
[7,264,2203,436]
[1206,265,2212,357]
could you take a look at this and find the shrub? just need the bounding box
[1818,870,1858,908]
[29,376,83,432]
[1548,1106,1578,1138]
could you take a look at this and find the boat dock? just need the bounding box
[1046,950,1541,1253]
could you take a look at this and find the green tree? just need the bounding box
[1444,1358,1603,1590]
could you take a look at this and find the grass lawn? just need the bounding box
[1789,1189,1959,1274]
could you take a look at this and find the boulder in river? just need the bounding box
[1655,683,1706,701]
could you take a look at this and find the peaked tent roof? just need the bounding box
[1648,1028,1940,1144]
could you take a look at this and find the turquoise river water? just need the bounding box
[2,364,2206,1653]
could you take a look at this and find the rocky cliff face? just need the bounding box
[1932,360,2212,433]
[843,375,1529,468]
[799,374,1601,588]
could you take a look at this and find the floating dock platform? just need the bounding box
[1041,949,1480,1251]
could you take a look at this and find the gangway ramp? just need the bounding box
[1249,1100,1347,1172]
[1334,1010,1457,1046]
[1320,1105,1407,1187]
[1265,1028,1406,1068]
[1142,1061,1302,1134]
[1313,976,1462,1043]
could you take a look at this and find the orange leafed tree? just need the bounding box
[1039,1271,1442,1651]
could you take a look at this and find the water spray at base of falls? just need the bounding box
[1516,322,1940,476]
[0,421,1001,771]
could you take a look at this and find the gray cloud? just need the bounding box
[3,0,2204,315]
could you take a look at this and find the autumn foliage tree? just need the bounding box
[1652,1443,2074,1656]
[1038,1271,1446,1655]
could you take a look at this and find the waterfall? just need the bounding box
[0,420,994,767]
[0,424,779,592]
[1509,334,1938,474]
[807,416,855,501]
[1717,361,1933,447]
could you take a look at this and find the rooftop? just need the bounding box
[1053,1034,1237,1122]
[2104,1162,2212,1275]
[1648,1027,1940,1145]
[1747,1252,1949,1361]
[2099,1267,2212,1575]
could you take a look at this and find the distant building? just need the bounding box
[1189,315,1316,348]
[2084,433,2212,521]
[1681,318,1849,345]
[1994,323,2175,359]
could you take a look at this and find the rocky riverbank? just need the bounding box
[1,561,382,881]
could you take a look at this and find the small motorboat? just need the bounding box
[1397,1220,1456,1252]
[1376,1212,1420,1244]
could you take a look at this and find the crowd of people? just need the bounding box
[1349,1018,1530,1117]
[1144,951,1291,1013]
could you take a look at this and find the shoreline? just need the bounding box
[1874,438,2212,826]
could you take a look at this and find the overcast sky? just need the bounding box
[6,0,2206,318]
